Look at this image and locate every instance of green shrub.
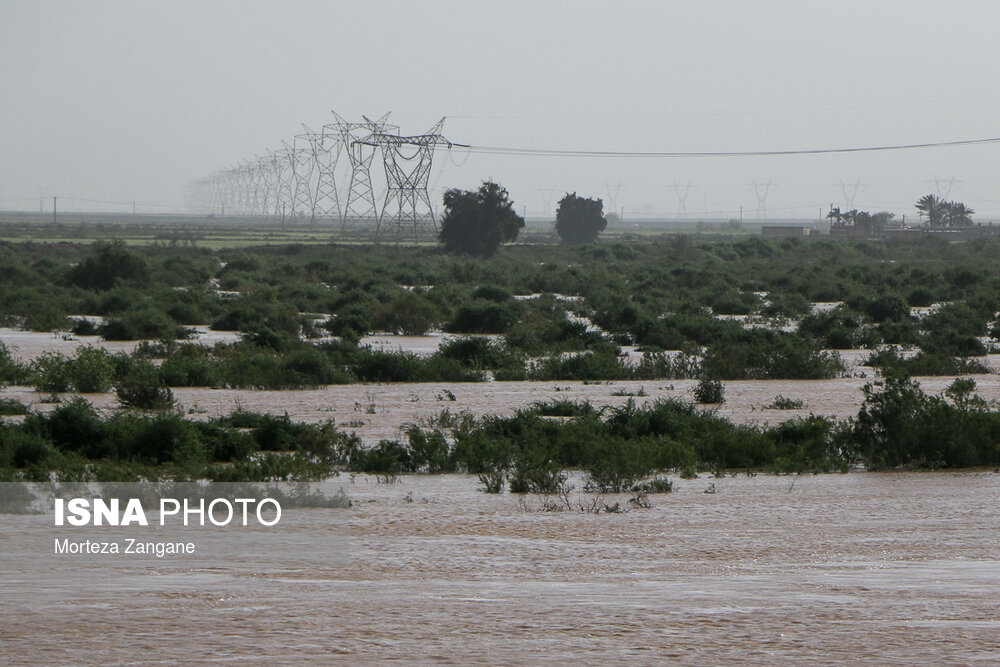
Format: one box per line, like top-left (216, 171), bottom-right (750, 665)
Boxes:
top-left (448, 301), bottom-right (518, 334)
top-left (404, 425), bottom-right (454, 472)
top-left (0, 398), bottom-right (30, 415)
top-left (865, 348), bottom-right (991, 376)
top-left (372, 292), bottom-right (442, 335)
top-left (0, 342), bottom-right (29, 385)
top-left (347, 439), bottom-right (413, 473)
top-left (438, 336), bottom-right (515, 369)
top-left (527, 351), bottom-right (630, 381)
top-left (850, 375), bottom-right (1000, 468)
top-left (66, 240), bottom-right (150, 290)
top-left (583, 436), bottom-right (656, 493)
top-left (101, 308), bottom-right (187, 341)
top-left (694, 379), bottom-right (725, 404)
top-left (30, 346), bottom-right (116, 393)
top-left (115, 365), bottom-right (176, 410)
top-left (701, 333), bottom-right (844, 380)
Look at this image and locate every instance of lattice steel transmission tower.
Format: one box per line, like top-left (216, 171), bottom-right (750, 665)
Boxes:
top-left (250, 157), bottom-right (270, 216)
top-left (927, 174), bottom-right (961, 199)
top-left (835, 179), bottom-right (866, 210)
top-left (671, 181), bottom-right (695, 219)
top-left (749, 179), bottom-right (775, 219)
top-left (603, 181), bottom-right (623, 217)
top-left (537, 186), bottom-right (559, 218)
top-left (307, 122), bottom-right (344, 223)
top-left (332, 111), bottom-right (396, 229)
top-left (274, 143), bottom-right (298, 219)
top-left (291, 129), bottom-right (320, 222)
top-left (365, 118), bottom-right (451, 241)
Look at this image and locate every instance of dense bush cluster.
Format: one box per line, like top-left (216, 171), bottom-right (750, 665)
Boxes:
top-left (0, 399), bottom-right (355, 482)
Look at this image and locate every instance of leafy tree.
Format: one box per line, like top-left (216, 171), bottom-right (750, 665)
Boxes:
top-left (555, 192), bottom-right (607, 244)
top-left (372, 291), bottom-right (442, 335)
top-left (438, 181), bottom-right (524, 257)
top-left (66, 240), bottom-right (150, 290)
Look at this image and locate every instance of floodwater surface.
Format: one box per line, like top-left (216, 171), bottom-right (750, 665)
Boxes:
top-left (1, 472), bottom-right (998, 664)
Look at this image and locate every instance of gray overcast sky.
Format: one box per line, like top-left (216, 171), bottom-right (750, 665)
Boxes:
top-left (3, 0), bottom-right (1000, 219)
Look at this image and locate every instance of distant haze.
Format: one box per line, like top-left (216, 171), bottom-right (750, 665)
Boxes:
top-left (3, 0), bottom-right (1000, 220)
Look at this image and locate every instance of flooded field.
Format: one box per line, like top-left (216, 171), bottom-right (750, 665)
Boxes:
top-left (4, 327), bottom-right (1000, 447)
top-left (3, 323), bottom-right (1000, 663)
top-left (2, 471), bottom-right (999, 664)
top-left (3, 374), bottom-right (1000, 447)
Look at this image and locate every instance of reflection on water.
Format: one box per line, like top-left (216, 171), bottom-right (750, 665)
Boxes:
top-left (2, 472), bottom-right (998, 663)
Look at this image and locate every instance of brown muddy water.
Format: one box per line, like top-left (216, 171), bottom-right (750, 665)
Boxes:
top-left (2, 472), bottom-right (999, 664)
top-left (3, 328), bottom-right (1000, 663)
top-left (4, 375), bottom-right (1000, 447)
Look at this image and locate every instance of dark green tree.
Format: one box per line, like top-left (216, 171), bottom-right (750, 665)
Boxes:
top-left (555, 192), bottom-right (607, 244)
top-left (66, 240), bottom-right (150, 290)
top-left (438, 181), bottom-right (524, 257)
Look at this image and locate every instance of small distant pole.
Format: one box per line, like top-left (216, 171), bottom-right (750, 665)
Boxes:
top-left (52, 196), bottom-right (57, 225)
top-left (132, 200), bottom-right (136, 217)
top-left (739, 206), bottom-right (743, 223)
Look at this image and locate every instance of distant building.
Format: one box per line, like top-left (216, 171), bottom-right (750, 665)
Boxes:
top-left (761, 225), bottom-right (811, 237)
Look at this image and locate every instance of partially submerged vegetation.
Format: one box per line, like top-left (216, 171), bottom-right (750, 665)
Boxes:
top-left (1, 226), bottom-right (998, 491)
top-left (2, 375), bottom-right (997, 486)
top-left (1, 234), bottom-right (996, 387)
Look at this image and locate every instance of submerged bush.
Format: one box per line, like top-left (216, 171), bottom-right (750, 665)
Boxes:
top-left (849, 375), bottom-right (1000, 469)
top-left (30, 346), bottom-right (116, 393)
top-left (693, 379), bottom-right (725, 404)
top-left (115, 365), bottom-right (176, 410)
top-left (0, 342), bottom-right (29, 386)
top-left (865, 348), bottom-right (991, 376)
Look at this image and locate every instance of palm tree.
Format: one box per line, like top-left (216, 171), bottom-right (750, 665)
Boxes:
top-left (943, 201), bottom-right (974, 227)
top-left (915, 194), bottom-right (944, 227)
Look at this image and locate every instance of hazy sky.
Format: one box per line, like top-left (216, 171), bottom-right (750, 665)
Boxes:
top-left (3, 0), bottom-right (1000, 219)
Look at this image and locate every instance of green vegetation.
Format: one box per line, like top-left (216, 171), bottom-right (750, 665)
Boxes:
top-left (0, 227), bottom-right (996, 390)
top-left (764, 395), bottom-right (805, 410)
top-left (915, 194), bottom-right (975, 227)
top-left (693, 379), bottom-right (725, 404)
top-left (0, 399), bottom-right (354, 482)
top-left (6, 372), bottom-right (996, 484)
top-left (438, 181), bottom-right (525, 257)
top-left (555, 192), bottom-right (607, 245)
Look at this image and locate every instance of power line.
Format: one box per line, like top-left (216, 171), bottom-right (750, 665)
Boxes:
top-left (450, 135), bottom-right (1000, 159)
